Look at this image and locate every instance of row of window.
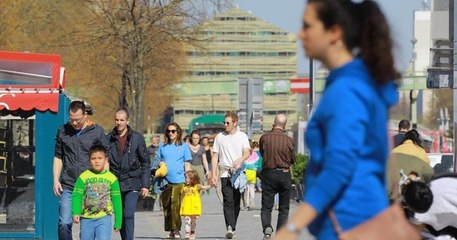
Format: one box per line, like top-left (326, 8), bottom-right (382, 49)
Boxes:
top-left (187, 51), bottom-right (296, 57)
top-left (213, 39), bottom-right (293, 43)
top-left (189, 71), bottom-right (295, 76)
top-left (199, 31), bottom-right (288, 36)
top-left (173, 109), bottom-right (295, 116)
top-left (214, 17), bottom-right (257, 21)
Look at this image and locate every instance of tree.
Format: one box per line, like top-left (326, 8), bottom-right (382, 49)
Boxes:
top-left (72, 0), bottom-right (230, 131)
top-left (0, 0), bottom-right (231, 131)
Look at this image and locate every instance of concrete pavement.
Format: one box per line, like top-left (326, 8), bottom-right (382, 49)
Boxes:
top-left (73, 190), bottom-right (315, 239)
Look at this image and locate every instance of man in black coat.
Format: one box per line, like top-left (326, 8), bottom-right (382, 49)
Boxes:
top-left (107, 109), bottom-right (150, 240)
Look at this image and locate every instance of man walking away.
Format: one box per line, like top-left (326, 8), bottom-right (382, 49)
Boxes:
top-left (394, 119), bottom-right (410, 147)
top-left (259, 114), bottom-right (295, 240)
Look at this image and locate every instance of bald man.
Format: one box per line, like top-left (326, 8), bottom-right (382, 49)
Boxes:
top-left (259, 114), bottom-right (295, 240)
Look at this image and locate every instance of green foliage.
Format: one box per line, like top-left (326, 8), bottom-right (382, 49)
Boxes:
top-left (292, 154), bottom-right (308, 185)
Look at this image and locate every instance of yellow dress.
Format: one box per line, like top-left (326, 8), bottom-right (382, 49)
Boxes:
top-left (180, 185), bottom-right (202, 216)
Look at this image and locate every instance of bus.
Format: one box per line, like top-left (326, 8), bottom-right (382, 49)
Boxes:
top-left (188, 114), bottom-right (225, 141)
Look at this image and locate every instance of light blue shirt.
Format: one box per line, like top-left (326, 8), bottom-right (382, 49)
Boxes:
top-left (155, 143), bottom-right (192, 184)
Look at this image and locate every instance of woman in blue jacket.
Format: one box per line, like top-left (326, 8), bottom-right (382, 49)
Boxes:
top-left (275, 0), bottom-right (399, 239)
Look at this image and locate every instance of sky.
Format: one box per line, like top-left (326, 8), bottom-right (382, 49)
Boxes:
top-left (232, 0), bottom-right (426, 75)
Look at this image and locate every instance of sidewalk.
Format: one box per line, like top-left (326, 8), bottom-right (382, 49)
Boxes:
top-left (73, 190), bottom-right (315, 239)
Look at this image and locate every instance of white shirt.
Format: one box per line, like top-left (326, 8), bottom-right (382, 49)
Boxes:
top-left (212, 130), bottom-right (250, 177)
top-left (415, 177), bottom-right (457, 231)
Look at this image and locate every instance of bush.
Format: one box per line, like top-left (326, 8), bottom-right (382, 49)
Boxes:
top-left (292, 154), bottom-right (308, 185)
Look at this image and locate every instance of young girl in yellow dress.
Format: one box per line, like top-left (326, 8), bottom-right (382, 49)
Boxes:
top-left (181, 170), bottom-right (211, 239)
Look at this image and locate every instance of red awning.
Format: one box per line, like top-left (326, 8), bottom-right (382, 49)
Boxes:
top-left (0, 51), bottom-right (64, 113)
top-left (0, 93), bottom-right (59, 112)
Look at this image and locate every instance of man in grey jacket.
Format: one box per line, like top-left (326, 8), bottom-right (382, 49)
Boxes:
top-left (107, 108), bottom-right (150, 240)
top-left (53, 100), bottom-right (109, 240)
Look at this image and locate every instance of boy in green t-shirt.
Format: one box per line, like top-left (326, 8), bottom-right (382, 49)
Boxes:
top-left (72, 144), bottom-right (123, 240)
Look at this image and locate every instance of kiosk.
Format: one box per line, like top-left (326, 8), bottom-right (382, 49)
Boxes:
top-left (0, 51), bottom-right (69, 239)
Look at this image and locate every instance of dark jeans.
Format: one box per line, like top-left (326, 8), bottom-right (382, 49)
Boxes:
top-left (221, 177), bottom-right (241, 231)
top-left (120, 190), bottom-right (140, 240)
top-left (161, 183), bottom-right (184, 232)
top-left (260, 169), bottom-right (292, 232)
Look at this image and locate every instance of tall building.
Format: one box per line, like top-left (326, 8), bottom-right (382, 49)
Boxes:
top-left (173, 7), bottom-right (298, 133)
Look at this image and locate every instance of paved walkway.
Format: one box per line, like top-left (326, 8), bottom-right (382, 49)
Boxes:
top-left (73, 190), bottom-right (315, 239)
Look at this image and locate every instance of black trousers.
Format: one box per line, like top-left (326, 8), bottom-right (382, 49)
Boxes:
top-left (260, 169), bottom-right (292, 232)
top-left (221, 177), bottom-right (241, 231)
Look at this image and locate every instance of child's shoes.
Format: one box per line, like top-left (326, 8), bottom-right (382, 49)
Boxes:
top-left (190, 231), bottom-right (196, 240)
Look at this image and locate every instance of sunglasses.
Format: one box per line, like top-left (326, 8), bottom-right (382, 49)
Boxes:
top-left (166, 129), bottom-right (178, 134)
top-left (223, 121), bottom-right (232, 125)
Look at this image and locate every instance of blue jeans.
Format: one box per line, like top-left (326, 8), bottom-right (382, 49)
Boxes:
top-left (120, 190), bottom-right (140, 240)
top-left (80, 215), bottom-right (112, 240)
top-left (58, 189), bottom-right (73, 240)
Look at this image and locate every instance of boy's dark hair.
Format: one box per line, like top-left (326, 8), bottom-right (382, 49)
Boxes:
top-left (88, 144), bottom-right (108, 157)
top-left (402, 181), bottom-right (433, 213)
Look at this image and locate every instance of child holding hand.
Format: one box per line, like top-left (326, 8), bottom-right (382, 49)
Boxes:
top-left (72, 144), bottom-right (123, 240)
top-left (180, 170), bottom-right (211, 240)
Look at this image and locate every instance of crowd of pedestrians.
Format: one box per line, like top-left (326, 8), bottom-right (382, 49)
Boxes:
top-left (51, 0), bottom-right (453, 239)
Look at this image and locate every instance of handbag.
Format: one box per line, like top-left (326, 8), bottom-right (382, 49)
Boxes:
top-left (329, 202), bottom-right (420, 240)
top-left (329, 132), bottom-right (421, 240)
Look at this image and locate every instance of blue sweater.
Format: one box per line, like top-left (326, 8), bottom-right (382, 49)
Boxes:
top-left (303, 59), bottom-right (398, 239)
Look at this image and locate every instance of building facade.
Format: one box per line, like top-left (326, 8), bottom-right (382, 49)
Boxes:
top-left (173, 7), bottom-right (298, 133)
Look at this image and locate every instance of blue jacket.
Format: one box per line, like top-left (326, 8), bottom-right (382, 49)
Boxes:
top-left (230, 164), bottom-right (247, 193)
top-left (303, 59), bottom-right (398, 239)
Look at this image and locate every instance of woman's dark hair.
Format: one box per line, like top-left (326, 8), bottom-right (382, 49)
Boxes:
top-left (308, 0), bottom-right (400, 84)
top-left (402, 181), bottom-right (433, 213)
top-left (164, 122), bottom-right (183, 145)
top-left (400, 129), bottom-right (422, 148)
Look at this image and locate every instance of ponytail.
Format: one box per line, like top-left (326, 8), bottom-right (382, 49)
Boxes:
top-left (357, 1), bottom-right (400, 84)
top-left (309, 0), bottom-right (399, 84)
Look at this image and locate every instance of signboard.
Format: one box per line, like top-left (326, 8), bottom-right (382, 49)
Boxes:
top-left (238, 78), bottom-right (263, 135)
top-left (290, 78), bottom-right (310, 93)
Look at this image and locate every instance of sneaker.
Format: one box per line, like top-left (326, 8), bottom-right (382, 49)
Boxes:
top-left (189, 231), bottom-right (196, 240)
top-left (185, 231), bottom-right (190, 239)
top-left (263, 227), bottom-right (273, 240)
top-left (226, 225), bottom-right (234, 239)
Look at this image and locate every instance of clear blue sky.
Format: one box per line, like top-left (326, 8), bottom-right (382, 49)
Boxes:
top-left (232, 0), bottom-right (425, 75)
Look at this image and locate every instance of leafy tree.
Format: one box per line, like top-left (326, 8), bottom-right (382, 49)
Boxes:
top-left (0, 0), bottom-right (231, 132)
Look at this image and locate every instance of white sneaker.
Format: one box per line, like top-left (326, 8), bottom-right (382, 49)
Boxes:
top-left (226, 225), bottom-right (234, 239)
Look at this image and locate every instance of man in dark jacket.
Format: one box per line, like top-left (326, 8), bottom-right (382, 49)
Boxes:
top-left (107, 109), bottom-right (150, 240)
top-left (53, 100), bottom-right (109, 240)
top-left (394, 119), bottom-right (410, 147)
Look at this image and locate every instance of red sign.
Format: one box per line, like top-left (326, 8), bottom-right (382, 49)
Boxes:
top-left (290, 78), bottom-right (310, 94)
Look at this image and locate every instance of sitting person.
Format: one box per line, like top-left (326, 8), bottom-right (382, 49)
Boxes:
top-left (402, 174), bottom-right (457, 238)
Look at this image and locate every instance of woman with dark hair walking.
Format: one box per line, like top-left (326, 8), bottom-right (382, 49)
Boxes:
top-left (275, 0), bottom-right (399, 239)
top-left (155, 122), bottom-right (192, 239)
